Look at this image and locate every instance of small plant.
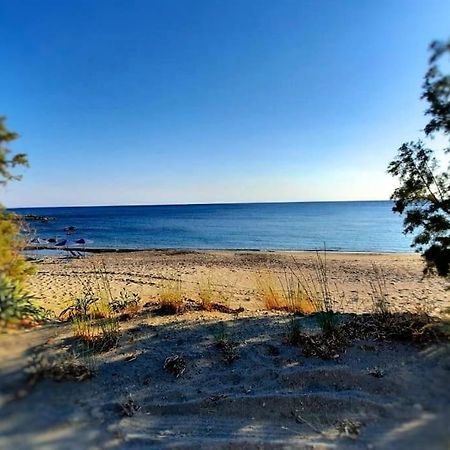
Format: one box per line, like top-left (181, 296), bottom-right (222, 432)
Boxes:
top-left (164, 354), bottom-right (186, 377)
top-left (118, 394), bottom-right (141, 416)
top-left (72, 316), bottom-right (120, 353)
top-left (316, 310), bottom-right (337, 336)
top-left (295, 328), bottom-right (347, 360)
top-left (60, 261), bottom-right (118, 321)
top-left (336, 419), bottom-right (361, 437)
top-left (256, 271), bottom-right (316, 314)
top-left (26, 351), bottom-right (95, 384)
top-left (59, 288), bottom-right (99, 321)
top-left (0, 275), bottom-right (47, 326)
top-left (367, 367), bottom-right (385, 378)
top-left (369, 263), bottom-right (390, 315)
top-left (198, 278), bottom-right (215, 311)
top-left (291, 251), bottom-right (338, 334)
top-left (257, 273), bottom-right (285, 310)
top-left (110, 288), bottom-right (141, 314)
top-left (214, 328), bottom-right (239, 363)
top-left (158, 279), bottom-right (184, 314)
top-left (287, 317), bottom-right (303, 345)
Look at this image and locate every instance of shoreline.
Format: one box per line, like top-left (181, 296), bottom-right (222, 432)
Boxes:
top-left (25, 245), bottom-right (415, 255)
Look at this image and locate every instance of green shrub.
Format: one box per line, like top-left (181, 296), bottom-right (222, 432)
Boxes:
top-left (110, 288), bottom-right (140, 313)
top-left (0, 275), bottom-right (47, 325)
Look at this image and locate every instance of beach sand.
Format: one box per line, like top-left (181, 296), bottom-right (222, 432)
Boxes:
top-left (1, 251), bottom-right (449, 449)
top-left (28, 250), bottom-right (449, 316)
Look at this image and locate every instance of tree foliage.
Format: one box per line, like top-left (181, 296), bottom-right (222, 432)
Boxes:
top-left (388, 40), bottom-right (450, 276)
top-left (0, 117), bottom-right (33, 282)
top-left (0, 116), bottom-right (28, 185)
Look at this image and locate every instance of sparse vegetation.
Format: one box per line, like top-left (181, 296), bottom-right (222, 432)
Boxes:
top-left (341, 311), bottom-right (448, 344)
top-left (26, 351), bottom-right (95, 384)
top-left (256, 271), bottom-right (316, 314)
top-left (369, 264), bottom-right (390, 315)
top-left (118, 395), bottom-right (141, 416)
top-left (336, 419), bottom-right (361, 437)
top-left (0, 117), bottom-right (37, 327)
top-left (59, 285), bottom-right (100, 321)
top-left (72, 315), bottom-right (120, 353)
top-left (198, 278), bottom-right (215, 311)
top-left (110, 288), bottom-right (140, 315)
top-left (214, 327), bottom-right (240, 363)
top-left (286, 316), bottom-right (303, 345)
top-left (158, 279), bottom-right (184, 314)
top-left (0, 275), bottom-right (48, 326)
top-left (164, 354), bottom-right (186, 377)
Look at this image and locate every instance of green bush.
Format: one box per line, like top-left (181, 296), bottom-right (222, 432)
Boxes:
top-left (0, 275), bottom-right (47, 325)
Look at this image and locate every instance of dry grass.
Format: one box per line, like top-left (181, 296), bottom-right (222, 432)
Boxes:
top-left (256, 271), bottom-right (317, 314)
top-left (158, 279), bottom-right (184, 314)
top-left (198, 278), bottom-right (215, 311)
top-left (291, 251), bottom-right (340, 334)
top-left (72, 314), bottom-right (120, 353)
top-left (369, 263), bottom-right (390, 315)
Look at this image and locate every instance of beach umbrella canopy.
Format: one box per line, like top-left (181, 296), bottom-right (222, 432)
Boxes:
top-left (29, 237), bottom-right (47, 245)
top-left (55, 239), bottom-right (77, 247)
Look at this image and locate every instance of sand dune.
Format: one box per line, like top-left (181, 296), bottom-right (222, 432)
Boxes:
top-left (0, 251), bottom-right (449, 449)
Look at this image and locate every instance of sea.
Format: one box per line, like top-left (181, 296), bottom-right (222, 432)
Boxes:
top-left (12, 201), bottom-right (413, 253)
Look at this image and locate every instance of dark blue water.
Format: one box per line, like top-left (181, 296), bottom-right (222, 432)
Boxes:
top-left (12, 201), bottom-right (412, 252)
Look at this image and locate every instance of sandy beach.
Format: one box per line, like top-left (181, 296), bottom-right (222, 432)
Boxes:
top-left (28, 250), bottom-right (449, 316)
top-left (1, 251), bottom-right (449, 449)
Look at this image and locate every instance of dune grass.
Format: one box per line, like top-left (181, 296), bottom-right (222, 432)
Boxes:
top-left (256, 271), bottom-right (317, 314)
top-left (158, 278), bottom-right (184, 314)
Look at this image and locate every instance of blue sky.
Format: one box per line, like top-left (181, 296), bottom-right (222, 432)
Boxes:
top-left (1, 0), bottom-right (449, 207)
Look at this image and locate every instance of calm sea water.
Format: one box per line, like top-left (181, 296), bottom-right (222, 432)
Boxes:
top-left (12, 201), bottom-right (412, 252)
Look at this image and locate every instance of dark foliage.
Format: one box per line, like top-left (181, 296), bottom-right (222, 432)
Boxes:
top-left (388, 40), bottom-right (450, 276)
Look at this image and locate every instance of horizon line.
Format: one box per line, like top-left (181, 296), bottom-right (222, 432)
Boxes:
top-left (10, 199), bottom-right (392, 209)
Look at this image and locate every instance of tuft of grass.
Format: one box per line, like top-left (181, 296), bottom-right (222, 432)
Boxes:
top-left (336, 419), bottom-right (361, 438)
top-left (198, 278), bottom-right (215, 311)
top-left (287, 317), bottom-right (303, 345)
top-left (369, 263), bottom-right (390, 315)
top-left (291, 250), bottom-right (338, 334)
top-left (158, 279), bottom-right (184, 314)
top-left (316, 310), bottom-right (338, 336)
top-left (118, 394), bottom-right (141, 417)
top-left (164, 354), bottom-right (186, 377)
top-left (257, 273), bottom-right (285, 310)
top-left (110, 288), bottom-right (141, 316)
top-left (59, 261), bottom-right (113, 321)
top-left (214, 327), bottom-right (240, 364)
top-left (72, 315), bottom-right (120, 353)
top-left (256, 271), bottom-right (317, 314)
top-left (26, 351), bottom-right (95, 384)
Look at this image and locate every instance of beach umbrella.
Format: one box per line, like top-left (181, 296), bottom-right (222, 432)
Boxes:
top-left (55, 239), bottom-right (78, 248)
top-left (73, 238), bottom-right (92, 257)
top-left (29, 237), bottom-right (47, 245)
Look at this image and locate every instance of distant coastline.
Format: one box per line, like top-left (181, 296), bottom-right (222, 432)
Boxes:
top-left (10, 199), bottom-right (393, 210)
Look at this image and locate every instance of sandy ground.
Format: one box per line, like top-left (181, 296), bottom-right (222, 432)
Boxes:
top-left (0, 251), bottom-right (449, 449)
top-left (27, 250), bottom-right (449, 316)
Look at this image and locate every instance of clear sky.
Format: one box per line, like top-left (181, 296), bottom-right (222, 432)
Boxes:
top-left (1, 0), bottom-right (449, 207)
